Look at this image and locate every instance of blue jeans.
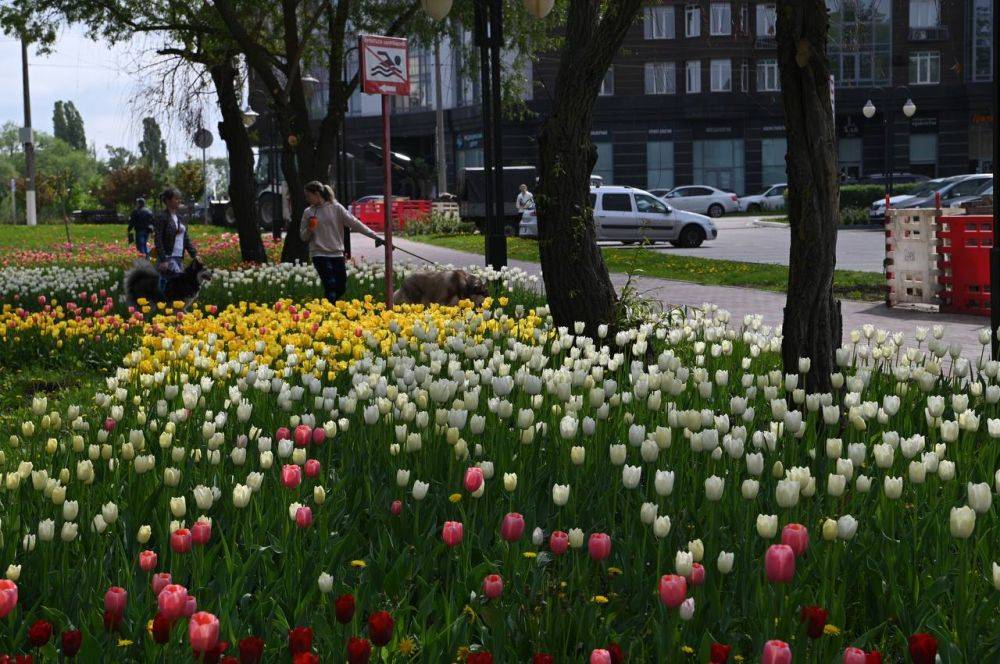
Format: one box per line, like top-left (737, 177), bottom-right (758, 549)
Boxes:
top-left (312, 256), bottom-right (347, 303)
top-left (135, 229), bottom-right (150, 256)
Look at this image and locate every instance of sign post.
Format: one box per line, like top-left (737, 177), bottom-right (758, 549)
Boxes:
top-left (359, 34), bottom-right (410, 309)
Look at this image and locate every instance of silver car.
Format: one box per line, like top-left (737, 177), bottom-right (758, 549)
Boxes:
top-left (738, 183), bottom-right (787, 213)
top-left (869, 174), bottom-right (992, 220)
top-left (657, 185), bottom-right (740, 218)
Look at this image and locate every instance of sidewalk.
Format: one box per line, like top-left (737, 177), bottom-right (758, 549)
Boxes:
top-left (351, 236), bottom-right (989, 356)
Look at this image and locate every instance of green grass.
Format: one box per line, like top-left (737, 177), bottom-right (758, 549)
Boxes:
top-left (0, 365), bottom-right (106, 430)
top-left (0, 223), bottom-right (225, 249)
top-left (409, 234), bottom-right (885, 302)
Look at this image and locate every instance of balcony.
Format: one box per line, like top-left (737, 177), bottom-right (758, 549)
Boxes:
top-left (754, 36), bottom-right (777, 49)
top-left (908, 26), bottom-right (949, 42)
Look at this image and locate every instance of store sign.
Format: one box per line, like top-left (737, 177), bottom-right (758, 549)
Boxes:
top-left (649, 128), bottom-right (673, 136)
top-left (762, 125), bottom-right (786, 134)
top-left (359, 35), bottom-right (410, 96)
top-left (456, 132), bottom-right (483, 150)
top-left (591, 129), bottom-right (609, 137)
top-left (971, 114), bottom-right (993, 124)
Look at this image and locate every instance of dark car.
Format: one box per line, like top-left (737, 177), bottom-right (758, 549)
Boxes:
top-left (858, 172), bottom-right (930, 185)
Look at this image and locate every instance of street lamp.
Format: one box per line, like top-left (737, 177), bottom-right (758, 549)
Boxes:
top-left (861, 91), bottom-right (916, 203)
top-left (242, 107), bottom-right (259, 128)
top-left (421, 0), bottom-right (553, 269)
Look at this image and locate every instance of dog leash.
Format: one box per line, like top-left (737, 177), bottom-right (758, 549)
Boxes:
top-left (388, 242), bottom-right (438, 266)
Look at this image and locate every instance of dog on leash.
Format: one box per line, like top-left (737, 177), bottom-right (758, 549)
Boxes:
top-left (123, 258), bottom-right (212, 309)
top-left (393, 269), bottom-right (489, 307)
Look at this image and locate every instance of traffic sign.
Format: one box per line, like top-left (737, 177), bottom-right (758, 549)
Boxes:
top-left (359, 35), bottom-right (410, 96)
top-left (193, 128), bottom-right (213, 149)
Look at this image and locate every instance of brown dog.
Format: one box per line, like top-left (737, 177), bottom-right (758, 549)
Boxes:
top-left (393, 269), bottom-right (489, 306)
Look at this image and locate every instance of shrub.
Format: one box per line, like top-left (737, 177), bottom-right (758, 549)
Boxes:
top-left (839, 183), bottom-right (918, 210)
top-left (840, 207), bottom-right (872, 225)
top-left (401, 211), bottom-right (475, 237)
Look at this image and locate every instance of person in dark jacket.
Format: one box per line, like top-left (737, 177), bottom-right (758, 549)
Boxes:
top-left (153, 187), bottom-right (198, 275)
top-left (127, 198), bottom-right (154, 257)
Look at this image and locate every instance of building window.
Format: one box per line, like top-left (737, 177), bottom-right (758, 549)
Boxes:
top-left (838, 137), bottom-right (863, 178)
top-left (644, 6), bottom-right (675, 39)
top-left (395, 47), bottom-right (432, 112)
top-left (908, 0), bottom-right (939, 28)
top-left (738, 3), bottom-right (749, 34)
top-left (740, 61), bottom-right (749, 91)
top-left (685, 5), bottom-right (701, 37)
top-left (909, 133), bottom-right (938, 177)
top-left (599, 66), bottom-right (615, 96)
top-left (710, 59), bottom-right (732, 92)
top-left (455, 132), bottom-right (484, 173)
top-left (760, 137), bottom-right (787, 185)
top-left (757, 58), bottom-right (780, 91)
top-left (756, 3), bottom-right (776, 37)
top-left (970, 0), bottom-right (993, 82)
top-left (647, 141), bottom-right (675, 189)
top-left (909, 51), bottom-right (940, 85)
top-left (710, 3), bottom-right (732, 35)
top-left (454, 30), bottom-right (480, 106)
top-left (826, 0), bottom-right (892, 87)
top-left (593, 141), bottom-right (614, 182)
top-left (686, 60), bottom-right (702, 93)
top-left (693, 138), bottom-right (746, 195)
top-left (645, 62), bottom-right (677, 94)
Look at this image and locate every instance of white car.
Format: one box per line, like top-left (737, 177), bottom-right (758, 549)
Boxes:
top-left (655, 185), bottom-right (740, 218)
top-left (520, 185), bottom-right (717, 248)
top-left (738, 183), bottom-right (787, 213)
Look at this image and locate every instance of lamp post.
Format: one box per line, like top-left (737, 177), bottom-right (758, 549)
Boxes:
top-left (421, 0), bottom-right (554, 269)
top-left (861, 92), bottom-right (916, 204)
top-left (992, 34), bottom-right (999, 359)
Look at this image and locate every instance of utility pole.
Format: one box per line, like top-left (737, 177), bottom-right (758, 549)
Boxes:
top-left (434, 36), bottom-right (447, 196)
top-left (21, 36), bottom-right (37, 227)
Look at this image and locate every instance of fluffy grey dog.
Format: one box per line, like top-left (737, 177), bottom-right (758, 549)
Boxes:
top-left (393, 269), bottom-right (489, 307)
top-left (123, 258), bottom-right (212, 309)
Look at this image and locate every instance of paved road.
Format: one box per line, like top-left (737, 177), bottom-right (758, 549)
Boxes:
top-left (602, 218), bottom-right (886, 273)
top-left (352, 234), bottom-right (989, 357)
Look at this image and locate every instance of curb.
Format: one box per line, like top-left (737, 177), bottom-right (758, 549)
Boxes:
top-left (751, 220), bottom-right (884, 231)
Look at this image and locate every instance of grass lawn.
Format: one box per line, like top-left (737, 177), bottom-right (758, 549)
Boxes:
top-left (0, 223), bottom-right (225, 249)
top-left (408, 234), bottom-right (884, 302)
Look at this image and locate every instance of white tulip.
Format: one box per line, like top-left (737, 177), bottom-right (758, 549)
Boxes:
top-left (679, 596), bottom-right (695, 621)
top-left (568, 528), bottom-right (585, 548)
top-left (741, 478), bottom-right (760, 499)
top-left (38, 519), bottom-right (55, 542)
top-left (654, 470), bottom-right (675, 496)
top-left (704, 475), bottom-right (724, 501)
top-left (967, 482), bottom-right (992, 514)
top-left (836, 514), bottom-right (858, 540)
top-left (653, 515), bottom-right (671, 538)
top-left (675, 550), bottom-right (693, 576)
top-left (717, 551), bottom-right (734, 574)
top-left (412, 480), bottom-right (429, 501)
top-left (640, 502), bottom-right (657, 525)
top-left (396, 469), bottom-right (410, 487)
top-left (756, 514), bottom-right (777, 538)
top-left (552, 483), bottom-right (570, 506)
top-left (826, 474), bottom-right (846, 498)
top-left (609, 444), bottom-right (627, 466)
top-left (233, 484), bottom-right (252, 508)
top-left (949, 505), bottom-right (976, 539)
top-left (318, 572), bottom-right (334, 594)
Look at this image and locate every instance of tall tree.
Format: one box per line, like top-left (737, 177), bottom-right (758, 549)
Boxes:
top-left (62, 100), bottom-right (86, 150)
top-left (535, 0), bottom-right (642, 337)
top-left (105, 145), bottom-right (136, 171)
top-left (52, 101), bottom-right (68, 144)
top-left (138, 117), bottom-right (169, 175)
top-left (776, 0), bottom-right (842, 391)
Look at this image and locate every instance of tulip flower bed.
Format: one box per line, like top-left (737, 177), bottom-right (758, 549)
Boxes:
top-left (1, 268), bottom-right (999, 662)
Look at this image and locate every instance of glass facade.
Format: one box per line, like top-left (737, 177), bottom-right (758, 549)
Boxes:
top-left (647, 141), bottom-right (675, 189)
top-left (838, 137), bottom-right (863, 178)
top-left (644, 6), bottom-right (675, 39)
top-left (693, 139), bottom-right (745, 194)
top-left (757, 59), bottom-right (780, 91)
top-left (826, 0), bottom-right (892, 87)
top-left (909, 51), bottom-right (941, 85)
top-left (710, 59), bottom-right (732, 92)
top-left (593, 141), bottom-right (614, 183)
top-left (710, 3), bottom-right (732, 36)
top-left (686, 61), bottom-right (702, 93)
top-left (760, 138), bottom-right (787, 186)
top-left (969, 0), bottom-right (993, 81)
top-left (909, 134), bottom-right (938, 177)
top-left (645, 62), bottom-right (677, 95)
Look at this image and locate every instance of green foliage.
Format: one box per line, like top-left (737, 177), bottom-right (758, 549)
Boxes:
top-left (53, 100), bottom-right (86, 150)
top-left (399, 211), bottom-right (474, 237)
top-left (104, 145), bottom-right (136, 171)
top-left (839, 183), bottom-right (918, 210)
top-left (96, 164), bottom-right (155, 210)
top-left (173, 160), bottom-right (206, 202)
top-left (840, 207), bottom-right (872, 225)
top-left (138, 117), bottom-right (168, 176)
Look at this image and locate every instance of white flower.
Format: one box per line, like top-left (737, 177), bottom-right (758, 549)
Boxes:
top-left (717, 551), bottom-right (734, 574)
top-left (571, 446), bottom-right (586, 465)
top-left (675, 550), bottom-right (693, 576)
top-left (503, 473), bottom-right (517, 492)
top-left (908, 460), bottom-right (927, 484)
top-left (967, 482), bottom-right (992, 514)
top-left (396, 469), bottom-right (410, 487)
top-left (60, 521), bottom-right (79, 542)
top-left (679, 596), bottom-right (695, 621)
top-left (949, 505), bottom-right (976, 539)
top-left (193, 486), bottom-right (214, 511)
top-left (653, 515), bottom-right (671, 538)
top-left (836, 514), bottom-right (858, 540)
top-left (552, 483), bottom-right (570, 506)
top-left (687, 539), bottom-right (704, 562)
top-left (826, 474), bottom-right (846, 498)
top-left (654, 470), bottom-right (675, 496)
top-left (609, 444), bottom-right (627, 466)
top-left (746, 452), bottom-right (764, 476)
top-left (622, 465), bottom-right (642, 490)
top-left (62, 500), bottom-right (79, 521)
top-left (412, 480), bottom-right (429, 501)
top-left (883, 476), bottom-right (903, 500)
top-left (317, 572), bottom-right (334, 593)
top-left (704, 475), bottom-right (724, 501)
top-left (741, 478), bottom-right (760, 500)
top-left (939, 460), bottom-right (956, 481)
top-left (170, 496), bottom-right (186, 518)
top-left (992, 562), bottom-right (1000, 591)
top-left (777, 479), bottom-right (801, 506)
top-left (101, 501), bottom-right (119, 524)
top-left (5, 565), bottom-right (21, 581)
top-left (568, 528), bottom-right (585, 548)
top-left (756, 514), bottom-right (778, 538)
top-left (640, 502), bottom-right (658, 525)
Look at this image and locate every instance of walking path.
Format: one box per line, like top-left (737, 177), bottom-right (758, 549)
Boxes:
top-left (350, 236), bottom-right (989, 357)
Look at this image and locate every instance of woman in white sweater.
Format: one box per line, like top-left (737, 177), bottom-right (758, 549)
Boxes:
top-left (299, 181), bottom-right (383, 302)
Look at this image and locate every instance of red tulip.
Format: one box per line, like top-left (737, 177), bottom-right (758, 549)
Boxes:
top-left (157, 584), bottom-right (189, 621)
top-left (281, 464), bottom-right (302, 489)
top-left (468, 653), bottom-right (493, 664)
top-left (304, 459), bottom-right (321, 478)
top-left (781, 523), bottom-right (809, 557)
top-left (139, 550), bottom-right (158, 572)
top-left (184, 595), bottom-right (198, 617)
top-left (103, 417), bottom-right (116, 432)
top-left (189, 612), bottom-right (220, 654)
top-left (590, 650), bottom-right (612, 664)
top-left (687, 562), bottom-right (706, 586)
top-left (800, 605), bottom-right (828, 639)
top-left (607, 642), bottom-right (624, 664)
top-left (390, 500), bottom-right (403, 516)
top-left (295, 506), bottom-right (314, 529)
top-left (347, 636), bottom-right (371, 664)
top-left (500, 512), bottom-right (525, 542)
top-left (532, 654), bottom-right (555, 664)
top-left (192, 520), bottom-right (212, 545)
top-left (908, 633), bottom-right (937, 664)
top-left (588, 533), bottom-right (611, 561)
top-left (170, 528), bottom-right (193, 554)
top-left (367, 611), bottom-right (394, 647)
top-left (103, 609), bottom-right (122, 632)
top-left (658, 574), bottom-right (687, 608)
top-left (199, 640), bottom-right (230, 664)
top-left (152, 572), bottom-right (172, 596)
top-left (27, 619), bottom-right (53, 647)
top-left (549, 530), bottom-right (569, 555)
top-left (762, 640), bottom-right (792, 664)
top-left (463, 467), bottom-right (484, 493)
top-left (60, 630), bottom-right (82, 657)
top-left (238, 636), bottom-right (265, 663)
top-left (0, 580), bottom-right (18, 618)
top-left (482, 574), bottom-right (504, 600)
top-left (710, 642), bottom-right (732, 663)
top-left (104, 586), bottom-right (128, 616)
top-left (292, 654), bottom-right (319, 664)
top-left (335, 594), bottom-right (356, 624)
top-left (275, 427), bottom-right (291, 441)
top-left (765, 544), bottom-right (795, 583)
top-left (288, 627), bottom-right (313, 655)
top-left (442, 521), bottom-right (464, 548)
top-left (865, 652), bottom-right (882, 664)
top-left (294, 425), bottom-right (312, 447)
top-left (151, 613), bottom-right (171, 644)
top-left (311, 428), bottom-right (326, 445)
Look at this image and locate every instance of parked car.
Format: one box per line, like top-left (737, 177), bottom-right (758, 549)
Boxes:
top-left (869, 174), bottom-right (993, 220)
top-left (858, 172), bottom-right (930, 185)
top-left (938, 178), bottom-right (993, 210)
top-left (520, 185), bottom-right (717, 248)
top-left (657, 185), bottom-right (740, 218)
top-left (738, 183), bottom-right (787, 213)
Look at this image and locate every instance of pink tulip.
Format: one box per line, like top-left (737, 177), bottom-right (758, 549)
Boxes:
top-left (765, 544), bottom-right (796, 583)
top-left (103, 417), bottom-right (117, 432)
top-left (482, 574), bottom-right (504, 600)
top-left (588, 533), bottom-right (611, 561)
top-left (294, 425), bottom-right (312, 448)
top-left (687, 562), bottom-right (706, 586)
top-left (281, 464), bottom-right (302, 489)
top-left (191, 520), bottom-right (212, 545)
top-left (658, 574), bottom-right (687, 608)
top-left (781, 523), bottom-right (809, 557)
top-left (391, 500), bottom-right (403, 516)
top-left (189, 612), bottom-right (219, 653)
top-left (463, 467), bottom-right (484, 493)
top-left (295, 506), bottom-right (314, 529)
top-left (0, 580), bottom-right (18, 618)
top-left (590, 649), bottom-right (612, 664)
top-left (139, 550), bottom-right (158, 572)
top-left (500, 512), bottom-right (525, 543)
top-left (843, 647), bottom-right (867, 664)
top-left (184, 595), bottom-right (198, 617)
top-left (304, 459), bottom-right (321, 478)
top-left (442, 521), bottom-right (464, 548)
top-left (550, 530), bottom-right (569, 555)
top-left (157, 584), bottom-right (188, 621)
top-left (104, 586), bottom-right (127, 616)
top-left (170, 528), bottom-right (192, 554)
top-left (276, 427), bottom-right (291, 441)
top-left (762, 640), bottom-right (792, 664)
top-left (152, 572), bottom-right (172, 596)
top-left (311, 427), bottom-right (326, 445)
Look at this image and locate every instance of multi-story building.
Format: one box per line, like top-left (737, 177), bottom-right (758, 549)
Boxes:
top-left (338, 0), bottom-right (993, 198)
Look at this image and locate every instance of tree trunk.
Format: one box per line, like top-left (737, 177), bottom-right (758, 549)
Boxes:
top-left (535, 0), bottom-right (642, 337)
top-left (210, 60), bottom-right (267, 264)
top-left (776, 0), bottom-right (843, 391)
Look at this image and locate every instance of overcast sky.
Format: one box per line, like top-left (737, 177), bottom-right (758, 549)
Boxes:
top-left (0, 26), bottom-right (227, 162)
